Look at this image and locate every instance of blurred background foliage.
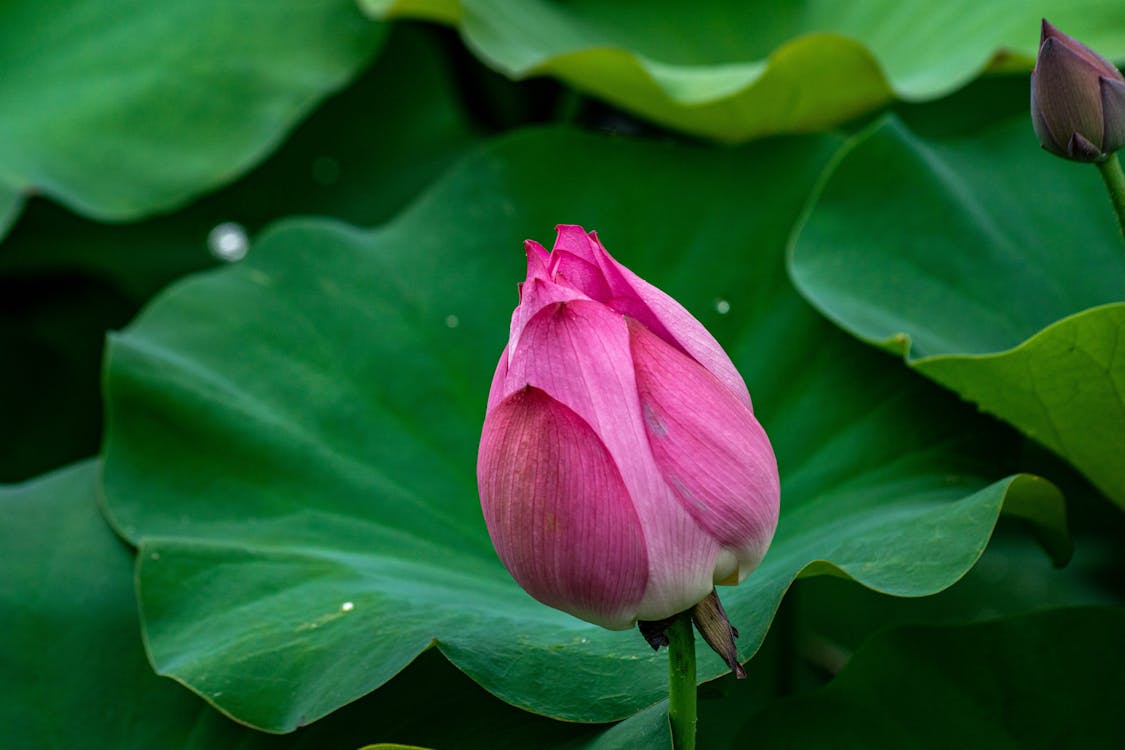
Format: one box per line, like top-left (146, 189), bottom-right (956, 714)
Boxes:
top-left (1, 2), bottom-right (1123, 748)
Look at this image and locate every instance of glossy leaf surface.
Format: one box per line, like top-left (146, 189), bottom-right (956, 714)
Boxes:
top-left (790, 115), bottom-right (1125, 507)
top-left (0, 0), bottom-right (383, 227)
top-left (103, 129), bottom-right (1065, 730)
top-left (360, 0), bottom-right (1125, 141)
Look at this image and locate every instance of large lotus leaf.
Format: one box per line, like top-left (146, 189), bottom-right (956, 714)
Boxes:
top-left (0, 26), bottom-right (482, 483)
top-left (735, 607), bottom-right (1125, 747)
top-left (789, 114), bottom-right (1125, 507)
top-left (359, 0), bottom-right (1125, 142)
top-left (0, 0), bottom-right (383, 229)
top-left (102, 128), bottom-right (1066, 731)
top-left (0, 461), bottom-right (672, 749)
top-left (0, 24), bottom-right (483, 301)
top-left (797, 530), bottom-right (1125, 656)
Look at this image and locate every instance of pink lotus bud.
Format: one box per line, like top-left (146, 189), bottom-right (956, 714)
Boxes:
top-left (477, 226), bottom-right (780, 630)
top-left (1031, 19), bottom-right (1125, 162)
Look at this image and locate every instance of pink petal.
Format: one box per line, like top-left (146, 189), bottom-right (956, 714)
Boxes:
top-left (505, 298), bottom-right (720, 619)
top-left (507, 272), bottom-right (591, 372)
top-left (524, 239), bottom-right (552, 278)
top-left (477, 386), bottom-right (648, 629)
top-left (629, 318), bottom-right (779, 581)
top-left (587, 231), bottom-right (753, 409)
top-left (552, 250), bottom-right (613, 302)
top-left (486, 344), bottom-right (509, 413)
top-left (551, 224), bottom-right (600, 266)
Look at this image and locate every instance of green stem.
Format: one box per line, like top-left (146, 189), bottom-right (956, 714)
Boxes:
top-left (667, 612), bottom-right (697, 750)
top-left (1096, 153), bottom-right (1125, 240)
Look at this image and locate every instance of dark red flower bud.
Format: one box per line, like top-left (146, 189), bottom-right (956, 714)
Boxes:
top-left (1031, 19), bottom-right (1125, 162)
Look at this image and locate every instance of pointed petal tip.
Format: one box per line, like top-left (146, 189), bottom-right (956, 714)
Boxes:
top-left (1041, 18), bottom-right (1057, 44)
top-left (1068, 131), bottom-right (1102, 161)
top-left (553, 224), bottom-right (599, 260)
top-left (525, 239), bottom-right (549, 260)
top-left (691, 590), bottom-right (744, 679)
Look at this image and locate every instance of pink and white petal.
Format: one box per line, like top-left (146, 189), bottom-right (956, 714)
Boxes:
top-left (507, 299), bottom-right (719, 619)
top-left (477, 386), bottom-right (648, 629)
top-left (589, 233), bottom-right (753, 409)
top-left (629, 319), bottom-right (780, 581)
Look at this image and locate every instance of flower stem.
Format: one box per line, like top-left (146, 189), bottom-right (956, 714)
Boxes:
top-left (1096, 153), bottom-right (1125, 240)
top-left (667, 611), bottom-right (697, 750)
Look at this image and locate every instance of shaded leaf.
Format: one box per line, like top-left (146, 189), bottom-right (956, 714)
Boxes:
top-left (0, 26), bottom-right (483, 482)
top-left (790, 114), bottom-right (1125, 507)
top-left (103, 128), bottom-right (1065, 730)
top-left (0, 0), bottom-right (384, 225)
top-left (360, 0), bottom-right (1125, 141)
top-left (0, 181), bottom-right (22, 238)
top-left (736, 607), bottom-right (1125, 748)
top-left (919, 305), bottom-right (1125, 507)
top-left (0, 275), bottom-right (134, 481)
top-left (0, 461), bottom-right (659, 749)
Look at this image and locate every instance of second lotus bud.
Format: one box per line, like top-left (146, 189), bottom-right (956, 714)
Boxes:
top-left (1031, 19), bottom-right (1125, 162)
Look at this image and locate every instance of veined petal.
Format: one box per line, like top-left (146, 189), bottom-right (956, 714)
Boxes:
top-left (507, 275), bottom-right (590, 370)
top-left (1101, 76), bottom-right (1125, 154)
top-left (551, 224), bottom-right (601, 266)
top-left (486, 345), bottom-right (509, 413)
top-left (1035, 37), bottom-right (1106, 152)
top-left (629, 318), bottom-right (780, 582)
top-left (588, 232), bottom-right (753, 409)
top-left (506, 299), bottom-right (719, 619)
top-left (1031, 71), bottom-right (1064, 156)
top-left (1041, 19), bottom-right (1125, 81)
top-left (552, 250), bottom-right (613, 302)
top-left (524, 239), bottom-right (552, 280)
top-left (477, 386), bottom-right (647, 629)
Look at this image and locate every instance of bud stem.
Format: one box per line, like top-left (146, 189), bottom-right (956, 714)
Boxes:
top-left (1096, 153), bottom-right (1125, 241)
top-left (666, 611), bottom-right (697, 750)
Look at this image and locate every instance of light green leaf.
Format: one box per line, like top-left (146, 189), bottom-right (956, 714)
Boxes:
top-left (790, 114), bottom-right (1125, 507)
top-left (736, 607), bottom-right (1125, 748)
top-left (0, 461), bottom-right (657, 749)
top-left (359, 0), bottom-right (1125, 141)
top-left (0, 0), bottom-right (384, 222)
top-left (103, 128), bottom-right (1065, 731)
top-left (918, 305), bottom-right (1125, 507)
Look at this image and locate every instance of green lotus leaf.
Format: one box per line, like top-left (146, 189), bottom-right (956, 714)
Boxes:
top-left (0, 26), bottom-right (482, 483)
top-left (0, 461), bottom-right (667, 749)
top-left (103, 128), bottom-right (1066, 731)
top-left (0, 0), bottom-right (384, 231)
top-left (790, 114), bottom-right (1125, 507)
top-left (359, 0), bottom-right (1125, 142)
top-left (736, 607), bottom-right (1125, 747)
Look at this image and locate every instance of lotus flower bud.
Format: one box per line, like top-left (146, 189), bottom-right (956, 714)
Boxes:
top-left (1031, 19), bottom-right (1125, 162)
top-left (477, 225), bottom-right (780, 630)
